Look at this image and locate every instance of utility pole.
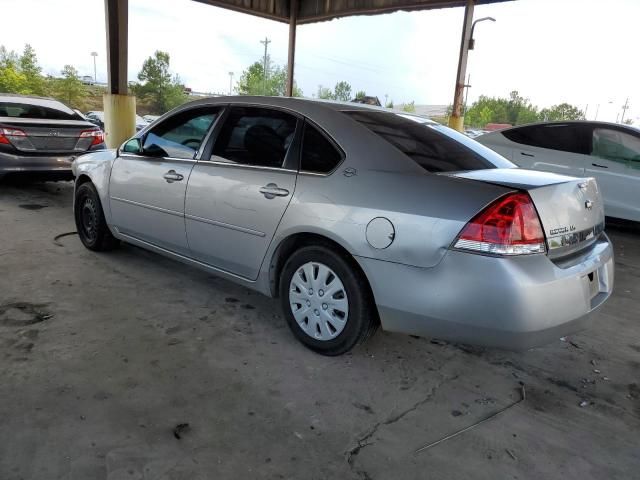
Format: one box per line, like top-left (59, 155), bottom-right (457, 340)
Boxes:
top-left (594, 104), bottom-right (600, 120)
top-left (90, 51), bottom-right (98, 83)
top-left (228, 72), bottom-right (234, 95)
top-left (621, 97), bottom-right (630, 123)
top-left (260, 37), bottom-right (271, 95)
top-left (463, 73), bottom-right (471, 115)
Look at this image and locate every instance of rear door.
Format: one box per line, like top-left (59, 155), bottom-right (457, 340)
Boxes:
top-left (586, 126), bottom-right (640, 221)
top-left (185, 106), bottom-right (299, 280)
top-left (109, 107), bottom-right (220, 255)
top-left (501, 123), bottom-right (591, 177)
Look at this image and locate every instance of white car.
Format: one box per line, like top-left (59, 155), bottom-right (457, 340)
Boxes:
top-left (477, 121), bottom-right (640, 222)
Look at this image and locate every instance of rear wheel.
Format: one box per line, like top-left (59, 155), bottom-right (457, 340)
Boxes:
top-left (279, 245), bottom-right (377, 355)
top-left (74, 182), bottom-right (119, 251)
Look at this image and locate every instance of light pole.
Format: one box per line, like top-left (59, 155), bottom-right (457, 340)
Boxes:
top-left (468, 17), bottom-right (496, 50)
top-left (228, 72), bottom-right (234, 95)
top-left (90, 51), bottom-right (98, 83)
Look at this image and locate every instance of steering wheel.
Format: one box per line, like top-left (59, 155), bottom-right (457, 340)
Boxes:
top-left (181, 138), bottom-right (201, 149)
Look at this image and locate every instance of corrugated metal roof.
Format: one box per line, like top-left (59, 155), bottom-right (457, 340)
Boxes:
top-left (194, 0), bottom-right (511, 24)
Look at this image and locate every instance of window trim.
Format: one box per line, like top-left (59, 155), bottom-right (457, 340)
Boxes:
top-left (118, 104), bottom-right (224, 161)
top-left (298, 118), bottom-right (346, 176)
top-left (502, 123), bottom-right (592, 155)
top-left (198, 104), bottom-right (303, 171)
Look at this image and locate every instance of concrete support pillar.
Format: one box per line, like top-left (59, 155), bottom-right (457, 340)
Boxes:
top-left (104, 0), bottom-right (135, 147)
top-left (103, 93), bottom-right (136, 148)
top-left (285, 0), bottom-right (298, 97)
top-left (448, 0), bottom-right (474, 132)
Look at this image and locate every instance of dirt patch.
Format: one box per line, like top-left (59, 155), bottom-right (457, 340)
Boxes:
top-left (0, 302), bottom-right (52, 327)
top-left (18, 204), bottom-right (48, 210)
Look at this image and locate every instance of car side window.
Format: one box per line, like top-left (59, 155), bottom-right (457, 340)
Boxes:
top-left (141, 107), bottom-right (218, 159)
top-left (502, 124), bottom-right (590, 155)
top-left (211, 107), bottom-right (297, 168)
top-left (300, 122), bottom-right (343, 173)
top-left (592, 128), bottom-right (640, 165)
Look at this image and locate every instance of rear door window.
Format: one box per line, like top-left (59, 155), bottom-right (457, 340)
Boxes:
top-left (142, 107), bottom-right (219, 159)
top-left (211, 107), bottom-right (297, 169)
top-left (502, 124), bottom-right (591, 154)
top-left (592, 128), bottom-right (640, 165)
top-left (300, 122), bottom-right (343, 173)
top-left (343, 110), bottom-right (499, 172)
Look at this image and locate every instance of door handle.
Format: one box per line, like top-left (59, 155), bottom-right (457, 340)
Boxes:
top-left (591, 163), bottom-right (608, 169)
top-left (259, 183), bottom-right (290, 199)
top-left (163, 170), bottom-right (184, 183)
top-left (520, 152), bottom-right (535, 157)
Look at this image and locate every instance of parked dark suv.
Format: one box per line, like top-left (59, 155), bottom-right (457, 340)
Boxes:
top-left (0, 94), bottom-right (105, 180)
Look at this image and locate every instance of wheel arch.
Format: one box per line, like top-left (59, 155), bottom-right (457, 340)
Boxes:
top-left (267, 232), bottom-right (379, 323)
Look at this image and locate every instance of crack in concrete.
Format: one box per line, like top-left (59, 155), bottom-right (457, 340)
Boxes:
top-left (345, 373), bottom-right (459, 476)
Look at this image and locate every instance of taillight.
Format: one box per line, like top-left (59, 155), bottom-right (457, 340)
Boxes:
top-left (453, 192), bottom-right (546, 255)
top-left (0, 126), bottom-right (26, 144)
top-left (79, 128), bottom-right (104, 146)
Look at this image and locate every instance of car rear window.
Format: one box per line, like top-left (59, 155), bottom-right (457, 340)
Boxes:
top-left (343, 110), bottom-right (502, 173)
top-left (0, 100), bottom-right (83, 121)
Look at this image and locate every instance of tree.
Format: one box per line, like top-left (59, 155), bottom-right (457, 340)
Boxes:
top-left (385, 99), bottom-right (394, 109)
top-left (316, 85), bottom-right (334, 100)
top-left (402, 101), bottom-right (416, 113)
top-left (539, 103), bottom-right (584, 121)
top-left (52, 65), bottom-right (86, 108)
top-left (0, 46), bottom-right (28, 94)
top-left (623, 118), bottom-right (634, 126)
top-left (236, 56), bottom-right (302, 97)
top-left (134, 51), bottom-right (187, 113)
top-left (333, 81), bottom-right (352, 102)
top-left (354, 90), bottom-right (366, 100)
top-left (19, 44), bottom-right (46, 95)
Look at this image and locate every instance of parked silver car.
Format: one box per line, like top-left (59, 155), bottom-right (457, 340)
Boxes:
top-left (477, 121), bottom-right (640, 222)
top-left (72, 97), bottom-right (614, 355)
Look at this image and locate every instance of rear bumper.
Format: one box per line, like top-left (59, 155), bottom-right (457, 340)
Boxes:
top-left (0, 145), bottom-right (105, 175)
top-left (356, 235), bottom-right (614, 350)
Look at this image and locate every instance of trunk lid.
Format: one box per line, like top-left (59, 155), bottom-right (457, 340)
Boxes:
top-left (451, 168), bottom-right (605, 259)
top-left (0, 118), bottom-right (98, 153)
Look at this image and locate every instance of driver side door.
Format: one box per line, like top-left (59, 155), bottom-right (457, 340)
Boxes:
top-left (109, 106), bottom-right (221, 255)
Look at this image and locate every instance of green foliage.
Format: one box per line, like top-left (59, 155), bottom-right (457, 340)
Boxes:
top-left (402, 101), bottom-right (416, 113)
top-left (236, 57), bottom-right (302, 97)
top-left (333, 81), bottom-right (352, 102)
top-left (20, 44), bottom-right (46, 95)
top-left (0, 44), bottom-right (48, 96)
top-left (51, 65), bottom-right (86, 108)
top-left (539, 103), bottom-right (584, 121)
top-left (133, 51), bottom-right (188, 113)
top-left (385, 100), bottom-right (394, 109)
top-left (316, 85), bottom-right (334, 100)
top-left (623, 118), bottom-right (634, 126)
top-left (354, 90), bottom-right (366, 100)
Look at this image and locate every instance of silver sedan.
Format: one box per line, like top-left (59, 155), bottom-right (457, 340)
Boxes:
top-left (72, 97), bottom-right (614, 355)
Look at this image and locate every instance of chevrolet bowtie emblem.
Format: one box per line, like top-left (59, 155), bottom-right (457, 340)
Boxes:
top-left (585, 200), bottom-right (593, 210)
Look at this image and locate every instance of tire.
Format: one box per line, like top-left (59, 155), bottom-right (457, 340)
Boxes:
top-left (74, 182), bottom-right (119, 251)
top-left (279, 245), bottom-right (378, 356)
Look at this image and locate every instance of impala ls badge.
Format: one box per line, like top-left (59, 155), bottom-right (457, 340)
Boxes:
top-left (585, 200), bottom-right (593, 210)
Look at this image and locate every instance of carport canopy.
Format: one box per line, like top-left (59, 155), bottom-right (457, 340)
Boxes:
top-left (102, 0), bottom-right (512, 146)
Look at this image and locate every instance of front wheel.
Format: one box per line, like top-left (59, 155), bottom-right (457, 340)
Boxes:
top-left (74, 182), bottom-right (119, 251)
top-left (279, 245), bottom-right (377, 356)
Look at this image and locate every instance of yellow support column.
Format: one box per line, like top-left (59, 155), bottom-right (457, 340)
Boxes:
top-left (103, 93), bottom-right (136, 149)
top-left (449, 0), bottom-right (474, 132)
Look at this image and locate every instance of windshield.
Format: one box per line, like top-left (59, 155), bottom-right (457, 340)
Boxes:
top-left (0, 100), bottom-right (84, 121)
top-left (343, 110), bottom-right (515, 173)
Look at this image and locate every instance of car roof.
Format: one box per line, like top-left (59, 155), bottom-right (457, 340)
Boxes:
top-left (172, 95), bottom-right (437, 124)
top-left (501, 120), bottom-right (639, 134)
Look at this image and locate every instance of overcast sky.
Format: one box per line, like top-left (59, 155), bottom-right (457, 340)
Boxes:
top-left (1, 0), bottom-right (638, 122)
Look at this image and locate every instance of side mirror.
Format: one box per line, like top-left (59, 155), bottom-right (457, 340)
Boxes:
top-left (122, 138), bottom-right (142, 154)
